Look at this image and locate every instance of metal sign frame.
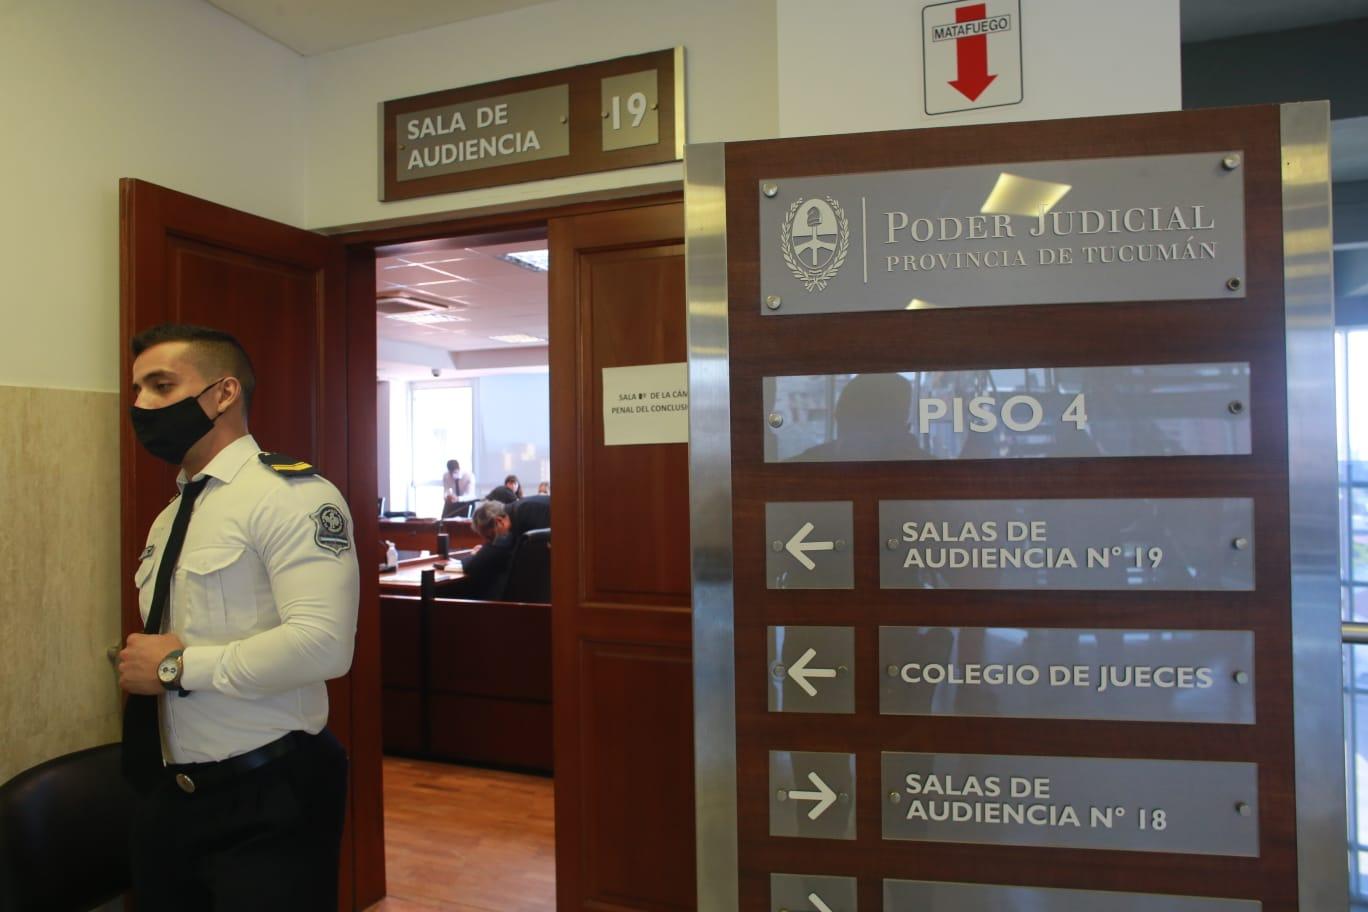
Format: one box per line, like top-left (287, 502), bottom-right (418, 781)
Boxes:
top-left (686, 102), bottom-right (1344, 909)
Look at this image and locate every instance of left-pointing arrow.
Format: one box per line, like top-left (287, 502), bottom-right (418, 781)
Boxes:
top-left (787, 771), bottom-right (838, 820)
top-left (787, 647), bottom-right (837, 697)
top-left (785, 521), bottom-right (835, 571)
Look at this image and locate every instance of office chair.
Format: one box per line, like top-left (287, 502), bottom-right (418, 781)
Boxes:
top-left (501, 527), bottom-right (551, 603)
top-left (0, 743), bottom-right (135, 912)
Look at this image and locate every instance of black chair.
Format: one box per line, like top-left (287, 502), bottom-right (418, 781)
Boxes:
top-left (501, 527), bottom-right (551, 603)
top-left (0, 743), bottom-right (135, 912)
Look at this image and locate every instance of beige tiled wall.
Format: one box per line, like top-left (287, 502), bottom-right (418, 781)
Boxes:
top-left (0, 385), bottom-right (122, 783)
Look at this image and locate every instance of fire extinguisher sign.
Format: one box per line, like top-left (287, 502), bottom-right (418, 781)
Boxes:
top-left (923, 0), bottom-right (1024, 116)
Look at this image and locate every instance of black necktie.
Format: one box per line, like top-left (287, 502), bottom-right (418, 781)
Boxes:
top-left (121, 477), bottom-right (209, 787)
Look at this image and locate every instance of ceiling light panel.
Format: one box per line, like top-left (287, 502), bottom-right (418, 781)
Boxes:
top-left (384, 312), bottom-right (470, 325)
top-left (490, 333), bottom-right (546, 344)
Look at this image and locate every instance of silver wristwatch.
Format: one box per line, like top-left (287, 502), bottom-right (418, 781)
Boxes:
top-left (157, 649), bottom-right (187, 696)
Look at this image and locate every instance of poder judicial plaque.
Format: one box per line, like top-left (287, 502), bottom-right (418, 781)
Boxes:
top-left (879, 626), bottom-right (1255, 723)
top-left (765, 362), bottom-right (1251, 462)
top-left (879, 498), bottom-right (1254, 590)
top-left (758, 152), bottom-right (1246, 315)
top-left (880, 752), bottom-right (1259, 855)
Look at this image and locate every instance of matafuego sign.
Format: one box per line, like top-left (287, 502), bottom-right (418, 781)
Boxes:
top-left (758, 151), bottom-right (1246, 316)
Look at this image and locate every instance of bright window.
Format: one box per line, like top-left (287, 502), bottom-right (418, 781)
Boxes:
top-left (410, 384), bottom-right (475, 518)
top-left (1340, 327), bottom-right (1368, 903)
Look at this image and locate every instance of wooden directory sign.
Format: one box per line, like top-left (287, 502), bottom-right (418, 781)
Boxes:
top-left (686, 104), bottom-right (1343, 911)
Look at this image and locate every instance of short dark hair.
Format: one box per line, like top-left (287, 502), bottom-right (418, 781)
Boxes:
top-left (504, 474), bottom-right (519, 485)
top-left (131, 324), bottom-right (256, 411)
top-left (447, 459), bottom-right (460, 472)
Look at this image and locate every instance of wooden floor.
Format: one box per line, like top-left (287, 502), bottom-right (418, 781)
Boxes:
top-left (366, 757), bottom-right (555, 912)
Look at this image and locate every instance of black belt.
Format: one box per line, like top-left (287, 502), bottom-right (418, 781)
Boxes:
top-left (164, 731), bottom-right (305, 794)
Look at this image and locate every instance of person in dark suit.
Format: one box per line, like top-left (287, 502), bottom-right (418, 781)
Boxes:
top-left (457, 495), bottom-right (551, 599)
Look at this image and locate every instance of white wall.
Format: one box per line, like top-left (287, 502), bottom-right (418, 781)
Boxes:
top-left (0, 0), bottom-right (305, 782)
top-left (302, 0), bottom-right (780, 229)
top-left (777, 0), bottom-right (1181, 138)
top-left (0, 0), bottom-right (307, 394)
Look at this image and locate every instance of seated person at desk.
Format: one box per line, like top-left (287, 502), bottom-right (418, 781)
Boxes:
top-left (457, 495), bottom-right (551, 599)
top-left (484, 473), bottom-right (522, 505)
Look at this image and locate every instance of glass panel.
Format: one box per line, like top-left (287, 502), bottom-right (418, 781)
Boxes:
top-left (1356, 489), bottom-right (1368, 583)
top-left (1350, 331), bottom-right (1368, 469)
top-left (765, 363), bottom-right (1251, 462)
top-left (758, 152), bottom-right (1246, 315)
top-left (409, 385), bottom-right (475, 519)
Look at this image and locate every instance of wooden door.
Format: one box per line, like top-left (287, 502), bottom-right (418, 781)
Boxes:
top-left (119, 179), bottom-right (383, 909)
top-left (549, 202), bottom-right (696, 909)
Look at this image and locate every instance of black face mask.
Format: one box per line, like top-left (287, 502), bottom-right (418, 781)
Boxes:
top-left (129, 379), bottom-right (225, 465)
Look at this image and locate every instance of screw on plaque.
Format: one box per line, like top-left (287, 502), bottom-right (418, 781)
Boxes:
top-left (1233, 670), bottom-right (1250, 685)
top-left (768, 413), bottom-right (784, 428)
top-left (1222, 153), bottom-right (1242, 171)
top-left (766, 294), bottom-right (782, 310)
top-left (886, 538), bottom-right (899, 550)
top-left (834, 539), bottom-right (847, 552)
top-left (761, 182), bottom-right (779, 198)
top-left (771, 663), bottom-right (787, 679)
top-left (1228, 400), bottom-right (1245, 415)
top-left (887, 664), bottom-right (900, 677)
top-left (1226, 276), bottom-right (1243, 291)
top-left (1236, 801), bottom-right (1251, 816)
top-left (771, 540), bottom-right (784, 552)
top-left (776, 789), bottom-right (788, 801)
top-left (888, 791), bottom-right (902, 804)
top-left (1232, 537), bottom-right (1249, 551)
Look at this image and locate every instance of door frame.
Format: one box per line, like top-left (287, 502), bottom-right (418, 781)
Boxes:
top-left (331, 187), bottom-right (683, 909)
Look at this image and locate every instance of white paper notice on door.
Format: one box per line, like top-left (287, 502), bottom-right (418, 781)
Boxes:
top-left (602, 362), bottom-right (689, 446)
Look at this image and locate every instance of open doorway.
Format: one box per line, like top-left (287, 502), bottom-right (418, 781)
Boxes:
top-left (372, 229), bottom-right (555, 912)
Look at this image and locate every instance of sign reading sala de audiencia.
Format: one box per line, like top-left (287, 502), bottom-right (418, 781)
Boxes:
top-left (758, 151), bottom-right (1246, 315)
top-left (381, 48), bottom-right (683, 201)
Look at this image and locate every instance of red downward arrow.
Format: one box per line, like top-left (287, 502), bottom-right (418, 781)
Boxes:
top-left (949, 3), bottom-right (997, 101)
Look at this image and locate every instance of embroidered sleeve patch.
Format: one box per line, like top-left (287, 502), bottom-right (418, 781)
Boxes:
top-left (311, 504), bottom-right (351, 555)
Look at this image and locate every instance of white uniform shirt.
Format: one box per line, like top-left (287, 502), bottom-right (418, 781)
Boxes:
top-left (442, 469), bottom-right (472, 500)
top-left (134, 434), bottom-right (360, 764)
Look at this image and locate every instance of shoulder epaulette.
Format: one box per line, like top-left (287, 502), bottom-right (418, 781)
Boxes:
top-left (258, 452), bottom-right (318, 477)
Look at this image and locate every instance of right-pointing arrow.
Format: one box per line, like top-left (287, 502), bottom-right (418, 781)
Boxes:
top-left (787, 647), bottom-right (837, 697)
top-left (785, 521), bottom-right (834, 571)
top-left (787, 771), bottom-right (838, 820)
top-left (807, 893), bottom-right (834, 912)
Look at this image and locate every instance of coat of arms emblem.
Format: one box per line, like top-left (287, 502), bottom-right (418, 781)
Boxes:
top-left (781, 196), bottom-right (850, 292)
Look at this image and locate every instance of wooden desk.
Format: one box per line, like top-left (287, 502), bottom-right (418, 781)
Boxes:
top-left (378, 518), bottom-right (484, 554)
top-left (378, 555), bottom-right (466, 595)
top-left (378, 589), bottom-right (553, 772)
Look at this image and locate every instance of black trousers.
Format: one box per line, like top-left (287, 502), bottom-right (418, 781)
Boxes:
top-left (130, 730), bottom-right (348, 911)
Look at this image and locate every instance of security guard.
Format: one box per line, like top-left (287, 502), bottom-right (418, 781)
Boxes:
top-left (119, 323), bottom-right (359, 910)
